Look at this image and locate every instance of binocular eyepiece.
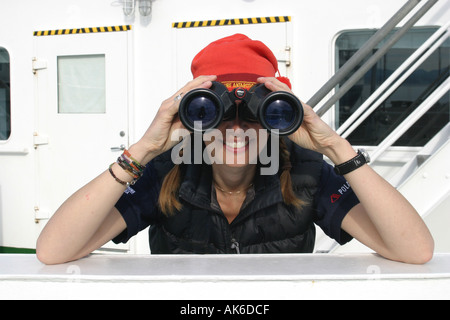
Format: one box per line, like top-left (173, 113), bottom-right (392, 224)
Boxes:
top-left (179, 81), bottom-right (303, 136)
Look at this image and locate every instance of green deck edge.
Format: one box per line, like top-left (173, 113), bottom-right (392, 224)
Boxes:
top-left (0, 246), bottom-right (36, 254)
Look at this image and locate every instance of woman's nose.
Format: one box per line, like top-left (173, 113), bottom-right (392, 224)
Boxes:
top-left (226, 102), bottom-right (248, 130)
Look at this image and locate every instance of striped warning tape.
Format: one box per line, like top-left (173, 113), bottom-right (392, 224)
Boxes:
top-left (172, 16), bottom-right (291, 29)
top-left (33, 25), bottom-right (132, 37)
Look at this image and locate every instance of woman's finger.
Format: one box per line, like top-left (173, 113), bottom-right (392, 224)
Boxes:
top-left (171, 75), bottom-right (217, 99)
top-left (257, 77), bottom-right (292, 93)
top-left (165, 75), bottom-right (217, 117)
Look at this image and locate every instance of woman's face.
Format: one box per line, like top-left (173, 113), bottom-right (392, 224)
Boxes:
top-left (203, 101), bottom-right (269, 168)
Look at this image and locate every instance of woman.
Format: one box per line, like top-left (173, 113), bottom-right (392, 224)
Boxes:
top-left (36, 34), bottom-right (434, 264)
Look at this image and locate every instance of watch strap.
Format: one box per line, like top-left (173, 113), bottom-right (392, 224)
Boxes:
top-left (334, 150), bottom-right (368, 175)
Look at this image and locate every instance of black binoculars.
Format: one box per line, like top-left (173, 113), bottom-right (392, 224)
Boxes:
top-left (178, 81), bottom-right (303, 136)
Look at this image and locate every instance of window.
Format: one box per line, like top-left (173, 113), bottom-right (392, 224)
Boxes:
top-left (57, 54), bottom-right (106, 114)
top-left (335, 27), bottom-right (449, 146)
top-left (0, 47), bottom-right (10, 140)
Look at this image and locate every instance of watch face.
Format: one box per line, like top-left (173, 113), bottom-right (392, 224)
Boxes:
top-left (359, 149), bottom-right (371, 163)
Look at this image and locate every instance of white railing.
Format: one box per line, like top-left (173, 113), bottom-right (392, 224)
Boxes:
top-left (390, 123), bottom-right (450, 188)
top-left (337, 23), bottom-right (450, 139)
top-left (1, 253), bottom-right (449, 299)
top-left (310, 0), bottom-right (439, 115)
top-left (369, 77), bottom-right (450, 162)
top-left (309, 1), bottom-right (449, 256)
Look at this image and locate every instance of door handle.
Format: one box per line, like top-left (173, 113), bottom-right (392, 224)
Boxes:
top-left (111, 144), bottom-right (126, 152)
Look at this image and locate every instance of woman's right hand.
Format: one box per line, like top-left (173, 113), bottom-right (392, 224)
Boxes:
top-left (132, 75), bottom-right (217, 164)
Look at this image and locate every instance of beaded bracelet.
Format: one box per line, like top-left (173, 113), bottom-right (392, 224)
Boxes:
top-left (118, 150), bottom-right (145, 178)
top-left (109, 149), bottom-right (146, 187)
top-left (109, 163), bottom-right (135, 187)
top-left (117, 157), bottom-right (140, 179)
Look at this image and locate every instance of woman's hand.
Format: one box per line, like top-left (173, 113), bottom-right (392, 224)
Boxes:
top-left (132, 75), bottom-right (217, 164)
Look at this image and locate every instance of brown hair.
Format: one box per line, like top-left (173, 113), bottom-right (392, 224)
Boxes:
top-left (278, 138), bottom-right (306, 209)
top-left (158, 139), bottom-right (305, 216)
top-left (158, 163), bottom-right (183, 216)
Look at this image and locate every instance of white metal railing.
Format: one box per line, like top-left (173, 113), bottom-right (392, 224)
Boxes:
top-left (389, 123), bottom-right (450, 188)
top-left (311, 0), bottom-right (439, 116)
top-left (310, 3), bottom-right (450, 255)
top-left (337, 23), bottom-right (450, 139)
top-left (397, 139), bottom-right (450, 218)
top-left (307, 0), bottom-right (449, 171)
top-left (370, 77), bottom-right (450, 162)
top-left (1, 253), bottom-right (450, 299)
top-left (307, 0), bottom-right (423, 108)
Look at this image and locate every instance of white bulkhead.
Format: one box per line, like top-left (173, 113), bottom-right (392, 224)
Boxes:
top-left (0, 0), bottom-right (448, 254)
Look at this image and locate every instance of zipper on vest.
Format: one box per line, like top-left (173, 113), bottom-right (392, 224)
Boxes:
top-left (231, 238), bottom-right (240, 254)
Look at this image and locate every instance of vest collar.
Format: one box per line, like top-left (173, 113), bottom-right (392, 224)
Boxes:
top-left (178, 163), bottom-right (283, 216)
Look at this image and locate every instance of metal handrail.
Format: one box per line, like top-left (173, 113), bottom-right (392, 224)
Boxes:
top-left (338, 24), bottom-right (450, 138)
top-left (370, 77), bottom-right (450, 163)
top-left (307, 0), bottom-right (422, 108)
top-left (312, 0), bottom-right (439, 117)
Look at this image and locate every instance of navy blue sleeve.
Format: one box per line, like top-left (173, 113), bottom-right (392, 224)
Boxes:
top-left (313, 161), bottom-right (360, 245)
top-left (112, 162), bottom-right (162, 244)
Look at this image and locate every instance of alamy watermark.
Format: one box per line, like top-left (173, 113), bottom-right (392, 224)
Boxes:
top-left (171, 121), bottom-right (279, 175)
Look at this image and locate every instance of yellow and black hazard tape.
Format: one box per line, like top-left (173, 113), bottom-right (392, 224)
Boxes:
top-left (33, 25), bottom-right (132, 37)
top-left (172, 16), bottom-right (291, 29)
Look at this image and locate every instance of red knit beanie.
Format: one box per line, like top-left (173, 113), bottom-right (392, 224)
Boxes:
top-left (191, 34), bottom-right (291, 90)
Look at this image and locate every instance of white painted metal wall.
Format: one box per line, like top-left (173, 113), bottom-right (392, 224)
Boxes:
top-left (0, 0), bottom-right (448, 253)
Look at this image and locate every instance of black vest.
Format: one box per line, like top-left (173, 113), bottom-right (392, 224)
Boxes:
top-left (149, 139), bottom-right (323, 254)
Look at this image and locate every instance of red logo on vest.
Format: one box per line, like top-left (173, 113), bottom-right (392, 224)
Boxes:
top-left (330, 194), bottom-right (341, 203)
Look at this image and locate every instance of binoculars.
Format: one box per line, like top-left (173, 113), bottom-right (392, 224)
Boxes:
top-left (179, 81), bottom-right (303, 136)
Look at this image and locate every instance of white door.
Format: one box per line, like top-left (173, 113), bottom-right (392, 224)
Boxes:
top-left (33, 28), bottom-right (131, 250)
top-left (173, 20), bottom-right (292, 88)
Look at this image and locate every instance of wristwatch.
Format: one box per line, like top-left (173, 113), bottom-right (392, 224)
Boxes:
top-left (334, 149), bottom-right (370, 175)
